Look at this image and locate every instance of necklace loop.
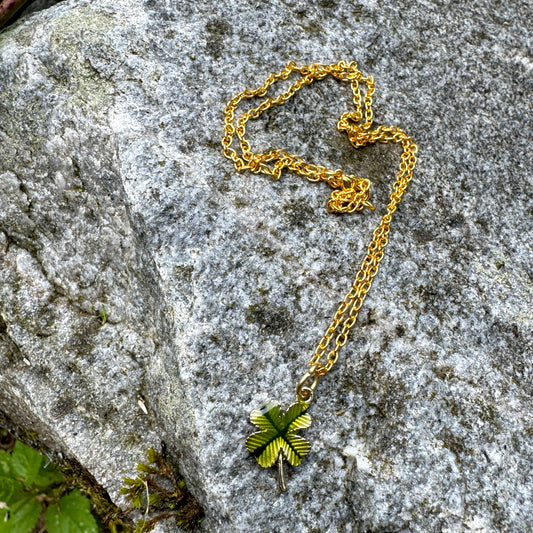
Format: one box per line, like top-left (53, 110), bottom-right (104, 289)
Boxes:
top-left (222, 60), bottom-right (417, 396)
top-left (228, 61), bottom-right (418, 491)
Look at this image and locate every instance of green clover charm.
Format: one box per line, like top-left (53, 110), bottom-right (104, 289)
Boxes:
top-left (246, 401), bottom-right (312, 491)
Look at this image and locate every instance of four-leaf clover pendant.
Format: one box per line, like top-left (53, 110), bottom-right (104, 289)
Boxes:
top-left (246, 401), bottom-right (312, 492)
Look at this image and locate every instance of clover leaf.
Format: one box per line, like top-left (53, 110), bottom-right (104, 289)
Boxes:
top-left (246, 401), bottom-right (311, 491)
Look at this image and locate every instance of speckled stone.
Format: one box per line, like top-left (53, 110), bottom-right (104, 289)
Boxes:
top-left (0, 0), bottom-right (532, 531)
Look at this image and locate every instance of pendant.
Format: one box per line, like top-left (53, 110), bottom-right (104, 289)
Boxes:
top-left (246, 401), bottom-right (312, 492)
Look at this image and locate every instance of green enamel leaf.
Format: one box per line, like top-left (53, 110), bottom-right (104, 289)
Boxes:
top-left (246, 401), bottom-right (312, 468)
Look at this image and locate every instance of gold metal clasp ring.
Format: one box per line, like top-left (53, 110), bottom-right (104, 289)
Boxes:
top-left (296, 371), bottom-right (320, 404)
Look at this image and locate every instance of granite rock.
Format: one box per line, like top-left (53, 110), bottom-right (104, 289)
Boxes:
top-left (0, 0), bottom-right (532, 531)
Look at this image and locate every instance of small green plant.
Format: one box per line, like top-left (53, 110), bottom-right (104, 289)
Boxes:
top-left (98, 304), bottom-right (108, 325)
top-left (0, 440), bottom-right (98, 533)
top-left (121, 448), bottom-right (203, 532)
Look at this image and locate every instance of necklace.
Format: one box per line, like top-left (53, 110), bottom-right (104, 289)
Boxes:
top-left (222, 61), bottom-right (418, 492)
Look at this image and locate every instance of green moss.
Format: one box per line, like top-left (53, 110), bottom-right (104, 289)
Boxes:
top-left (441, 436), bottom-right (466, 462)
top-left (98, 303), bottom-right (108, 325)
top-left (60, 458), bottom-right (133, 532)
top-left (124, 432), bottom-right (143, 447)
top-left (121, 448), bottom-right (203, 531)
top-left (174, 264), bottom-right (194, 281)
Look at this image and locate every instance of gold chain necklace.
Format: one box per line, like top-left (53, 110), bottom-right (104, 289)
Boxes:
top-left (222, 61), bottom-right (418, 492)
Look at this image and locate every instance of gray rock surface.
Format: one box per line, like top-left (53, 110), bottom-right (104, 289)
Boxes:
top-left (1, 0), bottom-right (532, 531)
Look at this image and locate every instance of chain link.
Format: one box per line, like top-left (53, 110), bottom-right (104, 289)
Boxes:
top-left (222, 61), bottom-right (417, 380)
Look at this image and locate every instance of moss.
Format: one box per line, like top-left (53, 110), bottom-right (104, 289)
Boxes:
top-left (121, 447), bottom-right (203, 531)
top-left (98, 303), bottom-right (108, 325)
top-left (61, 457), bottom-right (133, 532)
top-left (1, 424), bottom-right (41, 449)
top-left (258, 286), bottom-right (271, 296)
top-left (174, 264), bottom-right (194, 281)
top-left (441, 435), bottom-right (467, 463)
top-left (124, 432), bottom-right (143, 447)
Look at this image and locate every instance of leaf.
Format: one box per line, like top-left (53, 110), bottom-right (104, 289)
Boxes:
top-left (131, 491), bottom-right (144, 509)
top-left (136, 463), bottom-right (155, 474)
top-left (0, 485), bottom-right (41, 533)
top-left (0, 476), bottom-right (20, 505)
top-left (10, 442), bottom-right (43, 487)
top-left (134, 519), bottom-right (148, 533)
top-left (246, 401), bottom-right (312, 468)
top-left (45, 489), bottom-right (98, 533)
top-left (145, 448), bottom-right (159, 464)
top-left (0, 450), bottom-right (12, 477)
top-left (148, 493), bottom-right (161, 506)
top-left (32, 459), bottom-right (64, 488)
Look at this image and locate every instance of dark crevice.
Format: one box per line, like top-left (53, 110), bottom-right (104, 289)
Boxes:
top-left (0, 0), bottom-right (63, 31)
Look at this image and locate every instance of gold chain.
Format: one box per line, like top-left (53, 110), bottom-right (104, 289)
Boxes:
top-left (222, 61), bottom-right (417, 393)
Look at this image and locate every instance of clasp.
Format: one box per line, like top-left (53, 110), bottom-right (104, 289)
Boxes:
top-left (296, 371), bottom-right (321, 404)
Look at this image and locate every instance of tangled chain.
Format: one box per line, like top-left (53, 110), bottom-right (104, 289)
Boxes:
top-left (222, 61), bottom-right (418, 379)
